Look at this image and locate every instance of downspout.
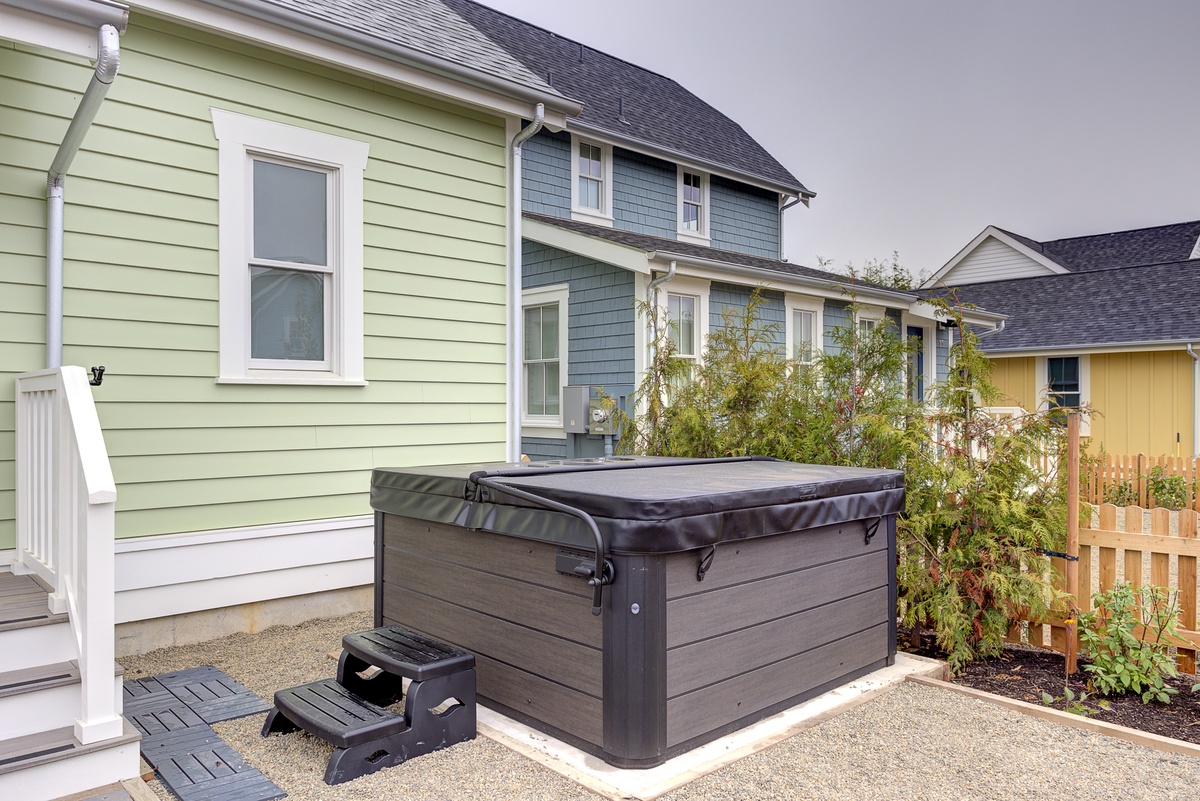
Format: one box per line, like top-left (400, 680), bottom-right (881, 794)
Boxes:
top-left (646, 260), bottom-right (677, 354)
top-left (507, 104), bottom-right (544, 462)
top-left (975, 319), bottom-right (1005, 341)
top-left (46, 23), bottom-right (121, 368)
top-left (1188, 344), bottom-right (1199, 458)
top-left (777, 195), bottom-right (802, 260)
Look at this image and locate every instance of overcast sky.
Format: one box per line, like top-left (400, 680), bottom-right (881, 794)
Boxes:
top-left (479, 0), bottom-right (1200, 278)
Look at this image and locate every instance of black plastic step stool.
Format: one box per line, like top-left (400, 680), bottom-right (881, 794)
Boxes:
top-left (262, 625), bottom-right (476, 785)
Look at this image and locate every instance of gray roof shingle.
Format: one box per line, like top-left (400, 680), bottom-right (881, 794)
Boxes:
top-left (526, 212), bottom-right (907, 296)
top-left (1000, 220), bottom-right (1200, 272)
top-left (922, 260), bottom-right (1200, 351)
top-left (216, 0), bottom-right (563, 97)
top-left (443, 0), bottom-right (809, 196)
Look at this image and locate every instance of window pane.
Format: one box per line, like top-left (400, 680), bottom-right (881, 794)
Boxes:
top-left (683, 203), bottom-right (699, 230)
top-left (250, 266), bottom-right (325, 360)
top-left (527, 362), bottom-right (546, 416)
top-left (545, 361), bottom-right (560, 416)
top-left (683, 173), bottom-right (701, 203)
top-left (1049, 357), bottom-right (1079, 390)
top-left (669, 294), bottom-right (696, 356)
top-left (541, 310), bottom-right (559, 359)
top-left (524, 306), bottom-right (543, 360)
top-left (253, 160), bottom-right (327, 265)
top-left (580, 176), bottom-right (601, 209)
top-left (794, 310), bottom-right (813, 361)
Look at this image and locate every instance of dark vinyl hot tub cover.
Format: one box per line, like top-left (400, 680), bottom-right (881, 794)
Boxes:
top-left (370, 456), bottom-right (904, 555)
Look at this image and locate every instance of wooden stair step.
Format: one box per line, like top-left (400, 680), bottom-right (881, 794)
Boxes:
top-left (0, 661), bottom-right (79, 699)
top-left (0, 723), bottom-right (140, 778)
top-left (342, 625), bottom-right (475, 681)
top-left (271, 679), bottom-right (406, 747)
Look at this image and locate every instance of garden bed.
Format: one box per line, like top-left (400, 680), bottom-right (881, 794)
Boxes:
top-left (901, 628), bottom-right (1200, 744)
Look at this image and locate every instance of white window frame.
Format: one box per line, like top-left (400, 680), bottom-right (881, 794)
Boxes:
top-left (521, 284), bottom-right (569, 430)
top-left (654, 275), bottom-right (710, 365)
top-left (570, 135), bottom-right (613, 227)
top-left (676, 168), bottom-right (711, 245)
top-left (1037, 354), bottom-right (1091, 436)
top-left (854, 303), bottom-right (885, 336)
top-left (898, 314), bottom-right (936, 406)
top-left (785, 294), bottom-right (824, 365)
top-left (212, 109), bottom-right (369, 385)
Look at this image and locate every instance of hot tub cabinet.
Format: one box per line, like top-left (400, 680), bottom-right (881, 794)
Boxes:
top-left (370, 457), bottom-right (903, 768)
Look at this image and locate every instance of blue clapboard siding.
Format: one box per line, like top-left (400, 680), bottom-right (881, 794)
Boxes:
top-left (522, 128), bottom-right (571, 217)
top-left (521, 241), bottom-right (637, 459)
top-left (612, 148), bottom-right (676, 238)
top-left (709, 176), bottom-right (780, 259)
top-left (822, 300), bottom-right (851, 355)
top-left (523, 437), bottom-right (568, 461)
top-left (708, 283), bottom-right (785, 349)
top-left (936, 326), bottom-right (951, 383)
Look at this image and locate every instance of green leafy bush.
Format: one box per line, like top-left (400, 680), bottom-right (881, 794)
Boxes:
top-left (1079, 582), bottom-right (1179, 704)
top-left (1145, 466), bottom-right (1190, 511)
top-left (1103, 479), bottom-right (1137, 508)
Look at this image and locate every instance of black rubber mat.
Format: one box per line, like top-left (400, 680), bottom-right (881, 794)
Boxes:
top-left (155, 665), bottom-right (274, 724)
top-left (123, 667), bottom-right (285, 801)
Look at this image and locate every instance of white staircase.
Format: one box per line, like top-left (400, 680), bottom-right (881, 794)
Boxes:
top-left (0, 367), bottom-right (140, 800)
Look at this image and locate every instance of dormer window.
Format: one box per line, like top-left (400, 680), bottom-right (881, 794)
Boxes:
top-left (570, 136), bottom-right (613, 226)
top-left (677, 168), bottom-right (709, 244)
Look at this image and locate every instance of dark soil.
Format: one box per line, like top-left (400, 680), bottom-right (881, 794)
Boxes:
top-left (899, 628), bottom-right (1200, 745)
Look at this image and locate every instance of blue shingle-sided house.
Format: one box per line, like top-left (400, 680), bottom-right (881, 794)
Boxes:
top-left (448, 0), bottom-right (997, 460)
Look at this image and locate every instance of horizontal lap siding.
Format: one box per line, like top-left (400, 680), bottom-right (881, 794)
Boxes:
top-left (381, 516), bottom-right (603, 745)
top-left (663, 522), bottom-right (891, 747)
top-left (0, 20), bottom-right (509, 547)
top-left (946, 237), bottom-right (1053, 284)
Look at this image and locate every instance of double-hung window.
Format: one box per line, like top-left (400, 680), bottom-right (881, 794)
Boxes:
top-left (212, 110), bottom-right (369, 384)
top-left (677, 169), bottom-right (710, 244)
top-left (786, 296), bottom-right (823, 366)
top-left (522, 285), bottom-right (569, 425)
top-left (571, 136), bottom-right (612, 225)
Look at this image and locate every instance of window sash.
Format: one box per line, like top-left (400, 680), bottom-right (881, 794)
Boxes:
top-left (682, 172), bottom-right (703, 232)
top-left (1048, 357), bottom-right (1081, 409)
top-left (668, 293), bottom-right (697, 358)
top-left (793, 309), bottom-right (815, 363)
top-left (524, 303), bottom-right (561, 417)
top-left (578, 143), bottom-right (603, 210)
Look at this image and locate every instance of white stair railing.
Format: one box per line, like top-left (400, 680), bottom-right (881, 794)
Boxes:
top-left (14, 366), bottom-right (122, 744)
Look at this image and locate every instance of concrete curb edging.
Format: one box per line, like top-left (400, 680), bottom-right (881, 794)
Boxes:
top-left (907, 674), bottom-right (1200, 760)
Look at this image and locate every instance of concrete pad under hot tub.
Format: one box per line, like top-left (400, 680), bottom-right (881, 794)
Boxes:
top-left (475, 652), bottom-right (946, 801)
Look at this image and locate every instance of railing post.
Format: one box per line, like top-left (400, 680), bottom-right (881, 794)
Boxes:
top-left (1065, 411), bottom-right (1080, 674)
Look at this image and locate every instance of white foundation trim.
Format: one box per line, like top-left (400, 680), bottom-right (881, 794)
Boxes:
top-left (114, 515), bottom-right (373, 623)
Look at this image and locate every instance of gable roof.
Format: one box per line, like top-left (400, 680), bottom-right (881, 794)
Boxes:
top-left (442, 0), bottom-right (809, 198)
top-left (921, 260), bottom-right (1200, 353)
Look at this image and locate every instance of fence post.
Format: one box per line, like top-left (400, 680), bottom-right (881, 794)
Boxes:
top-left (1066, 412), bottom-right (1080, 674)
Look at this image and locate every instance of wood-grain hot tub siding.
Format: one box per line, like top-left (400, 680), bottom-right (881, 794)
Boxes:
top-left (370, 457), bottom-right (902, 768)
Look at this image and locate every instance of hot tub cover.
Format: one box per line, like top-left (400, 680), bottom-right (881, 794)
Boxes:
top-left (371, 456), bottom-right (903, 554)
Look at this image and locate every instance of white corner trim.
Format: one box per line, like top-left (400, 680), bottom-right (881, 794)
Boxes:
top-left (114, 515), bottom-right (374, 623)
top-left (211, 108), bottom-right (369, 384)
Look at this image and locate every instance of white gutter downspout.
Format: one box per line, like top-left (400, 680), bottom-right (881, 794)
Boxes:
top-left (1188, 344), bottom-right (1199, 458)
top-left (507, 103), bottom-right (544, 462)
top-left (777, 195), bottom-right (802, 260)
top-left (646, 260), bottom-right (678, 356)
top-left (46, 23), bottom-right (121, 368)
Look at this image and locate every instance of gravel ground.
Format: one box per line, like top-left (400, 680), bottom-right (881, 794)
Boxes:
top-left (120, 612), bottom-right (1200, 801)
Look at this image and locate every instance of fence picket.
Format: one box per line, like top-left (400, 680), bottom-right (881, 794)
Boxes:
top-left (1180, 511), bottom-right (1198, 674)
top-left (1098, 504), bottom-right (1118, 594)
top-left (1124, 505), bottom-right (1144, 590)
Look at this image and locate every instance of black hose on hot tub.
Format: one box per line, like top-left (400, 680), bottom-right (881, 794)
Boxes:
top-left (469, 473), bottom-right (614, 616)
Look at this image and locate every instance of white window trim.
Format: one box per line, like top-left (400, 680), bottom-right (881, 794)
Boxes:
top-left (676, 168), bottom-right (711, 245)
top-left (212, 109), bottom-right (369, 385)
top-left (854, 303), bottom-right (885, 332)
top-left (655, 275), bottom-right (710, 363)
top-left (1037, 354), bottom-right (1091, 436)
top-left (785, 294), bottom-right (824, 365)
top-left (898, 313), bottom-right (936, 406)
top-left (521, 283), bottom-right (570, 429)
top-left (570, 135), bottom-right (613, 227)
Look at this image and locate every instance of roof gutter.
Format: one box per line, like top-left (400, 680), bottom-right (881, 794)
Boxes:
top-left (507, 104), bottom-right (545, 462)
top-left (570, 120), bottom-right (811, 200)
top-left (0, 0), bottom-right (128, 28)
top-left (199, 0), bottom-right (583, 117)
top-left (45, 20), bottom-right (122, 368)
top-left (1189, 344), bottom-right (1199, 458)
top-left (647, 249), bottom-right (917, 305)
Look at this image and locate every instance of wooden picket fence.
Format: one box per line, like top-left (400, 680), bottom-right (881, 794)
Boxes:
top-left (1084, 453), bottom-right (1200, 512)
top-left (1014, 503), bottom-right (1200, 674)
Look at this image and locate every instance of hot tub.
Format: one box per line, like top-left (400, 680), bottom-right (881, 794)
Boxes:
top-left (369, 456), bottom-right (903, 768)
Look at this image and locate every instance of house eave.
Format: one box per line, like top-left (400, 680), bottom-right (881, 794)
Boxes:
top-left (985, 340), bottom-right (1200, 357)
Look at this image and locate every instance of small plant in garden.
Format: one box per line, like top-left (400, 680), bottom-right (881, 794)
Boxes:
top-left (1103, 479), bottom-right (1137, 508)
top-left (1040, 686), bottom-right (1107, 717)
top-left (1079, 582), bottom-right (1180, 704)
top-left (1145, 465), bottom-right (1191, 510)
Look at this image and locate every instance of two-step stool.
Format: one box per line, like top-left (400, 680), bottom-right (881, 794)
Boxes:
top-left (262, 625), bottom-right (477, 785)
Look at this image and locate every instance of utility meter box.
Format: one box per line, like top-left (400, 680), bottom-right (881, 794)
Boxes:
top-left (563, 385), bottom-right (614, 435)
